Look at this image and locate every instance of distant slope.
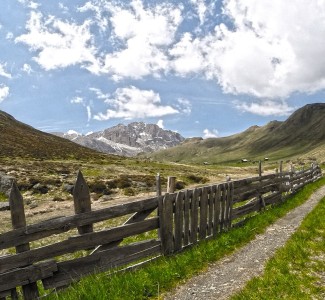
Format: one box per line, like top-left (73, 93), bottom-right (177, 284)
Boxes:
top-left (54, 122), bottom-right (185, 156)
top-left (0, 111), bottom-right (108, 159)
top-left (149, 103), bottom-right (325, 164)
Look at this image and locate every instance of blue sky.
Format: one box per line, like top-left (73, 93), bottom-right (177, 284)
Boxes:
top-left (0, 0), bottom-right (324, 138)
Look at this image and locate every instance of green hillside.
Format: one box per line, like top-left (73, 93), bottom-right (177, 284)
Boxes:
top-left (0, 111), bottom-right (109, 160)
top-left (149, 103), bottom-right (325, 164)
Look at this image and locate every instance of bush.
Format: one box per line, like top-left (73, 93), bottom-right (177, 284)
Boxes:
top-left (124, 187), bottom-right (135, 196)
top-left (175, 181), bottom-right (186, 190)
top-left (186, 174), bottom-right (208, 184)
top-left (116, 176), bottom-right (132, 189)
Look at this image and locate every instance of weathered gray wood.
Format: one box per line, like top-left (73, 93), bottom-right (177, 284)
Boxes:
top-left (167, 176), bottom-right (176, 193)
top-left (213, 185), bottom-right (221, 236)
top-left (199, 187), bottom-right (208, 240)
top-left (226, 182), bottom-right (234, 229)
top-left (258, 161), bottom-right (262, 177)
top-left (0, 197), bottom-right (158, 250)
top-left (91, 205), bottom-right (157, 254)
top-left (174, 191), bottom-right (184, 252)
top-left (183, 190), bottom-right (191, 246)
top-left (9, 181), bottom-right (39, 300)
top-left (73, 170), bottom-right (93, 234)
top-left (156, 173), bottom-right (162, 196)
top-left (159, 193), bottom-right (174, 255)
top-left (232, 173), bottom-right (278, 189)
top-left (190, 188), bottom-right (199, 244)
top-left (43, 240), bottom-right (160, 289)
top-left (220, 184), bottom-right (227, 231)
top-left (0, 260), bottom-right (57, 292)
top-left (231, 199), bottom-right (260, 219)
top-left (0, 218), bottom-right (159, 274)
top-left (207, 186), bottom-right (214, 236)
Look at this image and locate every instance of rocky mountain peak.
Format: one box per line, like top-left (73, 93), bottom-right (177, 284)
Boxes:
top-left (56, 122), bottom-right (185, 157)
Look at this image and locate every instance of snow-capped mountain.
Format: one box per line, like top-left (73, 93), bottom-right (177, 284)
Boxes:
top-left (54, 122), bottom-right (184, 156)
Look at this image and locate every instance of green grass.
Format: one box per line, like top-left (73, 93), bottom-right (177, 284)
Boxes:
top-left (0, 192), bottom-right (7, 202)
top-left (231, 201), bottom-right (325, 299)
top-left (45, 177), bottom-right (325, 300)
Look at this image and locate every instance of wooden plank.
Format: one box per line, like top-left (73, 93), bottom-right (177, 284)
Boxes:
top-left (9, 181), bottom-right (39, 300)
top-left (0, 218), bottom-right (159, 274)
top-left (174, 191), bottom-right (184, 252)
top-left (190, 188), bottom-right (199, 244)
top-left (159, 193), bottom-right (174, 255)
top-left (231, 200), bottom-right (260, 219)
top-left (167, 176), bottom-right (176, 193)
top-left (0, 197), bottom-right (158, 250)
top-left (183, 190), bottom-right (191, 246)
top-left (207, 186), bottom-right (214, 236)
top-left (226, 182), bottom-right (234, 229)
top-left (232, 173), bottom-right (278, 188)
top-left (213, 185), bottom-right (221, 236)
top-left (156, 173), bottom-right (162, 196)
top-left (0, 260), bottom-right (57, 292)
top-left (73, 170), bottom-right (93, 235)
top-left (220, 184), bottom-right (227, 232)
top-left (43, 240), bottom-right (160, 289)
top-left (199, 187), bottom-right (208, 240)
top-left (91, 205), bottom-right (157, 254)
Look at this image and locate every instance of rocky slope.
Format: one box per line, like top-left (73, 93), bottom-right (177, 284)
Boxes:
top-left (54, 122), bottom-right (185, 156)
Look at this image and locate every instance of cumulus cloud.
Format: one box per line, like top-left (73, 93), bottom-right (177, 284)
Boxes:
top-left (172, 0), bottom-right (325, 100)
top-left (15, 11), bottom-right (99, 72)
top-left (14, 0), bottom-right (325, 119)
top-left (94, 86), bottom-right (179, 120)
top-left (157, 119), bottom-right (164, 129)
top-left (176, 98), bottom-right (192, 115)
top-left (203, 128), bottom-right (219, 139)
top-left (100, 0), bottom-right (183, 80)
top-left (233, 100), bottom-right (294, 116)
top-left (22, 63), bottom-right (33, 74)
top-left (0, 85), bottom-right (9, 103)
top-left (0, 63), bottom-right (12, 79)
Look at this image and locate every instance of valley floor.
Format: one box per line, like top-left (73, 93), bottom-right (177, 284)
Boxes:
top-left (163, 185), bottom-right (325, 300)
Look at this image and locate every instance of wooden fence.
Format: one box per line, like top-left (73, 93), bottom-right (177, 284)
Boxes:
top-left (0, 164), bottom-right (322, 299)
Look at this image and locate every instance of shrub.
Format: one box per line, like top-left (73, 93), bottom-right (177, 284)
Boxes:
top-left (124, 187), bottom-right (135, 196)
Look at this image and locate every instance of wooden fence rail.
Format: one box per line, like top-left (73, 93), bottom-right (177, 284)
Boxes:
top-left (0, 164), bottom-right (322, 299)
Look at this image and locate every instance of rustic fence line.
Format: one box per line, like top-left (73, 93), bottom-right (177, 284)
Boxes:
top-left (0, 164), bottom-right (322, 299)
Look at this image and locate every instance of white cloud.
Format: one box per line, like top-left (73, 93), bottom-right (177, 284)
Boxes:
top-left (22, 63), bottom-right (33, 74)
top-left (100, 0), bottom-right (183, 80)
top-left (157, 119), bottom-right (164, 129)
top-left (204, 1), bottom-right (325, 99)
top-left (94, 86), bottom-right (179, 120)
top-left (15, 11), bottom-right (99, 73)
top-left (0, 85), bottom-right (9, 103)
top-left (0, 63), bottom-right (12, 79)
top-left (71, 96), bottom-right (84, 104)
top-left (233, 100), bottom-right (294, 116)
top-left (176, 98), bottom-right (192, 115)
top-left (203, 128), bottom-right (219, 139)
top-left (6, 32), bottom-right (13, 40)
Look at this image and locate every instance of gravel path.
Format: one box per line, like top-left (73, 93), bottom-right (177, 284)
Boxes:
top-left (163, 185), bottom-right (325, 300)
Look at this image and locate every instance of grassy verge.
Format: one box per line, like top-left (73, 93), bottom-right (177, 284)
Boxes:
top-left (232, 201), bottom-right (325, 299)
top-left (47, 177), bottom-right (325, 300)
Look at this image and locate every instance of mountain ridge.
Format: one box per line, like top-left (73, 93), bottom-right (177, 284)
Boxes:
top-left (54, 122), bottom-right (185, 156)
top-left (149, 103), bottom-right (325, 164)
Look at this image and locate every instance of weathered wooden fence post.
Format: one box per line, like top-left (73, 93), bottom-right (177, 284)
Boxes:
top-left (258, 161), bottom-right (262, 177)
top-left (156, 173), bottom-right (162, 196)
top-left (159, 193), bottom-right (174, 255)
top-left (73, 170), bottom-right (93, 235)
top-left (167, 176), bottom-right (176, 193)
top-left (9, 182), bottom-right (39, 300)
